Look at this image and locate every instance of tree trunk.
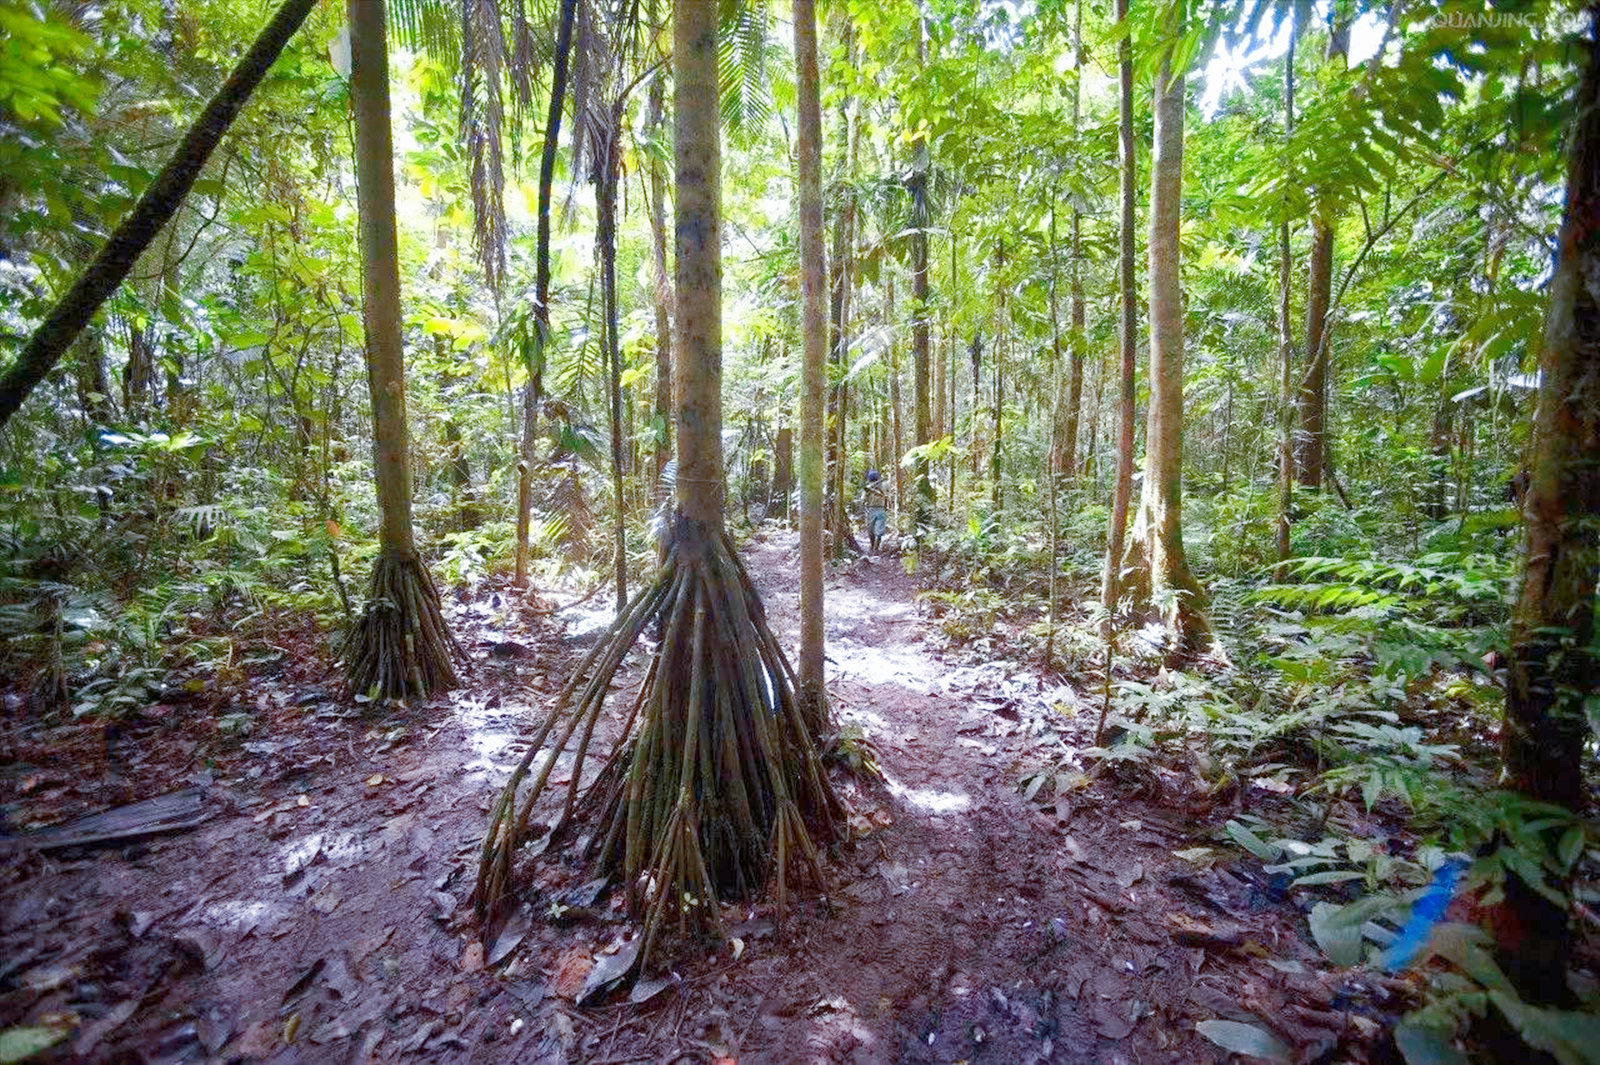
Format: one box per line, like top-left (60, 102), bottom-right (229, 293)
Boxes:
top-left (598, 100), bottom-right (628, 611)
top-left (1294, 19), bottom-right (1348, 488)
top-left (674, 0), bottom-right (723, 527)
top-left (1121, 53), bottom-right (1208, 652)
top-left (647, 73), bottom-right (673, 482)
top-left (0, 0), bottom-right (318, 430)
top-left (515, 0), bottom-right (579, 587)
top-left (346, 0), bottom-right (459, 699)
top-left (910, 23), bottom-right (933, 522)
top-left (1497, 10), bottom-right (1600, 1009)
top-left (1275, 23), bottom-right (1298, 578)
top-left (1061, 0), bottom-right (1085, 481)
top-left (1102, 0), bottom-right (1138, 614)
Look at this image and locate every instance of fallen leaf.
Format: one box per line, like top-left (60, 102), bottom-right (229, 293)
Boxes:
top-left (365, 774), bottom-right (385, 787)
top-left (297, 794), bottom-right (311, 807)
top-left (487, 908), bottom-right (532, 967)
top-left (552, 945), bottom-right (593, 999)
top-left (460, 943), bottom-right (484, 974)
top-left (1195, 1020), bottom-right (1290, 1062)
top-left (730, 937), bottom-right (745, 961)
top-left (578, 938), bottom-right (640, 1004)
top-left (3, 1024), bottom-right (71, 1062)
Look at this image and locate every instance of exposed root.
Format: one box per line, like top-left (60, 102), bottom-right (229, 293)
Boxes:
top-left (474, 516), bottom-right (842, 971)
top-left (346, 551), bottom-right (463, 700)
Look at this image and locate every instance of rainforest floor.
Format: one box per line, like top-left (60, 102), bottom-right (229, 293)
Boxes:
top-left (0, 526), bottom-right (1424, 1063)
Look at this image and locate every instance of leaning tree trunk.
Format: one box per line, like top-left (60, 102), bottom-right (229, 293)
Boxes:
top-left (1120, 51), bottom-right (1210, 653)
top-left (1498, 9), bottom-right (1600, 1008)
top-left (514, 0), bottom-right (579, 588)
top-left (476, 0), bottom-right (842, 972)
top-left (345, 0), bottom-right (461, 700)
top-left (1102, 0), bottom-right (1138, 614)
top-left (0, 0), bottom-right (317, 430)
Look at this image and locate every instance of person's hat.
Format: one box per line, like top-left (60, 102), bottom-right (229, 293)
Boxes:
top-left (866, 469), bottom-right (880, 482)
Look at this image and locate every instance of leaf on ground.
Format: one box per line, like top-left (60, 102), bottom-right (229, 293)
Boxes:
top-left (282, 959), bottom-right (326, 1005)
top-left (1393, 1022), bottom-right (1470, 1065)
top-left (309, 884), bottom-right (342, 915)
top-left (1225, 820), bottom-right (1282, 861)
top-left (552, 945), bottom-right (593, 999)
top-left (460, 942), bottom-right (484, 974)
top-left (577, 937), bottom-right (640, 1004)
top-left (1195, 1019), bottom-right (1291, 1062)
top-left (487, 907), bottom-right (533, 967)
top-left (2, 1025), bottom-right (70, 1063)
top-left (630, 976), bottom-right (675, 1004)
top-left (365, 774), bottom-right (386, 787)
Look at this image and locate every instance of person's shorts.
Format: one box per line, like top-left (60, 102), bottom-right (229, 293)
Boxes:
top-left (866, 508), bottom-right (887, 536)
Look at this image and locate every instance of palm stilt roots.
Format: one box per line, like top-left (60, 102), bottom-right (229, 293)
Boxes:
top-left (346, 550), bottom-right (463, 700)
top-left (475, 515), bottom-right (842, 967)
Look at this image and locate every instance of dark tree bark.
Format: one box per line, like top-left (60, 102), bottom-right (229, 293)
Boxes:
top-left (514, 0), bottom-right (579, 587)
top-left (1498, 6), bottom-right (1600, 1008)
top-left (0, 0), bottom-right (318, 430)
top-left (1294, 16), bottom-right (1349, 488)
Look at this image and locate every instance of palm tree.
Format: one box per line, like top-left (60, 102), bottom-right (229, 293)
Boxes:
top-left (344, 0), bottom-right (461, 700)
top-left (795, 0), bottom-right (829, 717)
top-left (476, 0), bottom-right (842, 970)
top-left (1101, 0), bottom-right (1138, 615)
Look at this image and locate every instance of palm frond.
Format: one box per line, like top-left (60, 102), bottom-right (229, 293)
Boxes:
top-left (717, 0), bottom-right (770, 141)
top-left (461, 0), bottom-right (509, 294)
top-left (390, 0), bottom-right (463, 72)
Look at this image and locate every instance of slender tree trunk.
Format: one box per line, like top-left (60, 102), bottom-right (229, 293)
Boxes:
top-left (1102, 0), bottom-right (1138, 614)
top-left (515, 0), bottom-right (579, 587)
top-left (347, 0), bottom-right (458, 698)
top-left (647, 73), bottom-right (673, 482)
top-left (1061, 0), bottom-right (1085, 481)
top-left (598, 101), bottom-right (628, 611)
top-left (0, 0), bottom-right (318, 429)
top-left (1275, 23), bottom-right (1298, 578)
top-left (910, 22), bottom-right (933, 522)
top-left (887, 273), bottom-right (905, 515)
top-left (1122, 51), bottom-right (1209, 652)
top-left (1498, 10), bottom-right (1600, 1008)
top-left (675, 0), bottom-right (723, 526)
top-left (1294, 17), bottom-right (1348, 488)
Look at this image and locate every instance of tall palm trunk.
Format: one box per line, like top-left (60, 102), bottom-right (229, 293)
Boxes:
top-left (598, 100), bottom-right (628, 611)
top-left (346, 0), bottom-right (459, 699)
top-left (1101, 0), bottom-right (1137, 614)
top-left (477, 0), bottom-right (840, 970)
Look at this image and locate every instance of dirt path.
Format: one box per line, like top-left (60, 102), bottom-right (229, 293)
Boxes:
top-left (1, 529), bottom-right (1356, 1063)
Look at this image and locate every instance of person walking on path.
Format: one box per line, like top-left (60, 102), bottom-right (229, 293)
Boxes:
top-left (862, 470), bottom-right (888, 554)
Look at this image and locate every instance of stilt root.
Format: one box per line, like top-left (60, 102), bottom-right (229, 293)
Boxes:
top-left (474, 516), bottom-right (842, 970)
